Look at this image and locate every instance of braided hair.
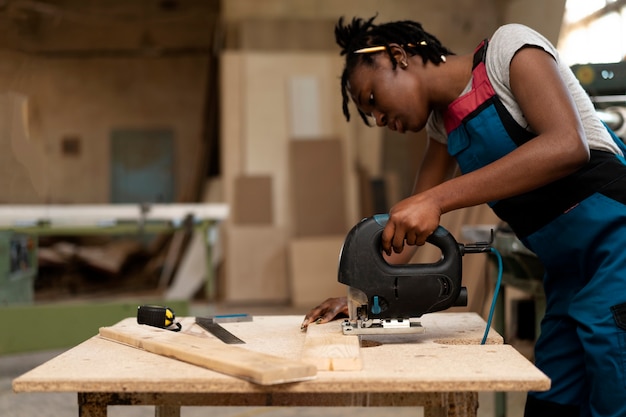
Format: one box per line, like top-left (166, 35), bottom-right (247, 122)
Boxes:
top-left (335, 15), bottom-right (453, 125)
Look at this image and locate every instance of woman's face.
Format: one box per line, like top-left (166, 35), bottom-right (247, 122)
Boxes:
top-left (347, 54), bottom-right (430, 133)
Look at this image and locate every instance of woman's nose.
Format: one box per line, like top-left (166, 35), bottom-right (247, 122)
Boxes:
top-left (373, 110), bottom-right (387, 127)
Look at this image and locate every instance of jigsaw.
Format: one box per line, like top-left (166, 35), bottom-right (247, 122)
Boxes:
top-left (339, 214), bottom-right (491, 335)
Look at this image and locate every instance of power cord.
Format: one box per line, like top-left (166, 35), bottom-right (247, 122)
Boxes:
top-left (481, 247), bottom-right (503, 344)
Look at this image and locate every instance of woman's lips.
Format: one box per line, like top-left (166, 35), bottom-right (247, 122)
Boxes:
top-left (393, 120), bottom-right (405, 133)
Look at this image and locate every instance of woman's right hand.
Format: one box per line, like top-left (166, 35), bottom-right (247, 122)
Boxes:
top-left (300, 297), bottom-right (348, 330)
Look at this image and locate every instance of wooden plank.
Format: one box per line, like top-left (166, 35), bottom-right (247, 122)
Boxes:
top-left (98, 320), bottom-right (316, 386)
top-left (301, 320), bottom-right (362, 371)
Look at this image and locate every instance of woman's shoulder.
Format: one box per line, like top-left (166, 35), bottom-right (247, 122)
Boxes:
top-left (492, 23), bottom-right (540, 39)
top-left (486, 24), bottom-right (557, 84)
top-left (489, 24), bottom-right (556, 59)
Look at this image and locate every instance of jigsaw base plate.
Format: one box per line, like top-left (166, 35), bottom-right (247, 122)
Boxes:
top-left (341, 319), bottom-right (425, 335)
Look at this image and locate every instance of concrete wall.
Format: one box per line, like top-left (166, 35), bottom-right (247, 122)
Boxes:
top-left (0, 0), bottom-right (217, 204)
top-left (0, 51), bottom-right (209, 203)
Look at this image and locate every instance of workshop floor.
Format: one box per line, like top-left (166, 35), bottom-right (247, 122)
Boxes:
top-left (1, 302), bottom-right (530, 417)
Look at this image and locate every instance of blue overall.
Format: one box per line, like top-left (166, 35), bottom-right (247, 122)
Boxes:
top-left (444, 40), bottom-right (626, 416)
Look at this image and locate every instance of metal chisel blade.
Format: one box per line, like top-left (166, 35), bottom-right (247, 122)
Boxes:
top-left (195, 317), bottom-right (245, 344)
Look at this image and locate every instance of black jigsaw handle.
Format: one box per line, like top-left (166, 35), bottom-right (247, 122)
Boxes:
top-left (338, 214), bottom-right (467, 319)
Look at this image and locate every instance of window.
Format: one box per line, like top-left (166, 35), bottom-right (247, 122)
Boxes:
top-left (558, 0), bottom-right (626, 65)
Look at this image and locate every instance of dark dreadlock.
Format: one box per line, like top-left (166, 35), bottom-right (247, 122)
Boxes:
top-left (335, 15), bottom-right (454, 125)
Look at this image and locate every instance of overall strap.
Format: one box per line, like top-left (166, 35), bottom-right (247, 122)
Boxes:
top-left (443, 39), bottom-right (496, 134)
top-left (472, 39), bottom-right (488, 70)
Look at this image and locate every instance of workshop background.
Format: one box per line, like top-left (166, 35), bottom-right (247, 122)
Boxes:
top-left (0, 0), bottom-right (625, 353)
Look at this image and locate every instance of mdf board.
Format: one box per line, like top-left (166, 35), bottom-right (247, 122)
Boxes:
top-left (222, 223), bottom-right (289, 303)
top-left (288, 235), bottom-right (347, 307)
top-left (233, 175), bottom-right (273, 225)
top-left (289, 139), bottom-right (347, 237)
top-left (219, 52), bottom-right (361, 302)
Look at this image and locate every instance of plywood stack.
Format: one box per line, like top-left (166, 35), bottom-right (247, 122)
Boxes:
top-left (219, 51), bottom-right (359, 304)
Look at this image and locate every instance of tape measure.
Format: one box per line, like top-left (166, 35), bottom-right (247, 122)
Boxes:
top-left (137, 305), bottom-right (181, 331)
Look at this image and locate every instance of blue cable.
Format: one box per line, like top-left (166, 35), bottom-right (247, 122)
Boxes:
top-left (482, 247), bottom-right (503, 345)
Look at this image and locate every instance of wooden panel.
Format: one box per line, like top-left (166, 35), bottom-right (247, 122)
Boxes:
top-left (289, 139), bottom-right (347, 237)
top-left (233, 175), bottom-right (273, 225)
top-left (222, 224), bottom-right (289, 302)
top-left (288, 235), bottom-right (347, 307)
top-left (242, 53), bottom-right (357, 231)
top-left (220, 52), bottom-right (245, 217)
top-left (99, 320), bottom-right (317, 386)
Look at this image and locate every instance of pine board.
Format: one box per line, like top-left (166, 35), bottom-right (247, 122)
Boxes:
top-left (301, 320), bottom-right (362, 371)
top-left (98, 320), bottom-right (316, 386)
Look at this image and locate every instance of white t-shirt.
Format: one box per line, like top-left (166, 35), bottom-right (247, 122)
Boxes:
top-left (426, 23), bottom-right (622, 155)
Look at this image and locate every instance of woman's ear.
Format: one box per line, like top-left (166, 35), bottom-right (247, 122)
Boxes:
top-left (389, 43), bottom-right (409, 69)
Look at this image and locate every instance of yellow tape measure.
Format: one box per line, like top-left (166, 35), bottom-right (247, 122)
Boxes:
top-left (137, 305), bottom-right (181, 331)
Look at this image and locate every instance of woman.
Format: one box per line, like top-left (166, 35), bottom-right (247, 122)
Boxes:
top-left (301, 16), bottom-right (626, 417)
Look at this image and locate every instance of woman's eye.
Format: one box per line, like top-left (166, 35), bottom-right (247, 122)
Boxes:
top-left (368, 93), bottom-right (375, 106)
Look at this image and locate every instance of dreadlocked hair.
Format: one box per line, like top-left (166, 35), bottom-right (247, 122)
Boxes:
top-left (335, 15), bottom-right (454, 125)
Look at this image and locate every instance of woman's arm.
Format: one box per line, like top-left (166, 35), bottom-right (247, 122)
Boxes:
top-left (381, 47), bottom-right (589, 255)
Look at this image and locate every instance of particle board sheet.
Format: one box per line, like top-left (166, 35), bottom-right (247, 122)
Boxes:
top-left (289, 138), bottom-right (347, 237)
top-left (301, 320), bottom-right (362, 371)
top-left (14, 314), bottom-right (550, 395)
top-left (98, 319), bottom-right (316, 386)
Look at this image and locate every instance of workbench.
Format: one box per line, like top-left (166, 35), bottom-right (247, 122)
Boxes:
top-left (12, 313), bottom-right (550, 417)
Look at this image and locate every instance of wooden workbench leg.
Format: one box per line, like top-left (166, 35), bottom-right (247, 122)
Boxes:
top-left (77, 393), bottom-right (107, 417)
top-left (446, 392), bottom-right (478, 417)
top-left (424, 392), bottom-right (478, 417)
top-left (155, 405), bottom-right (181, 417)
